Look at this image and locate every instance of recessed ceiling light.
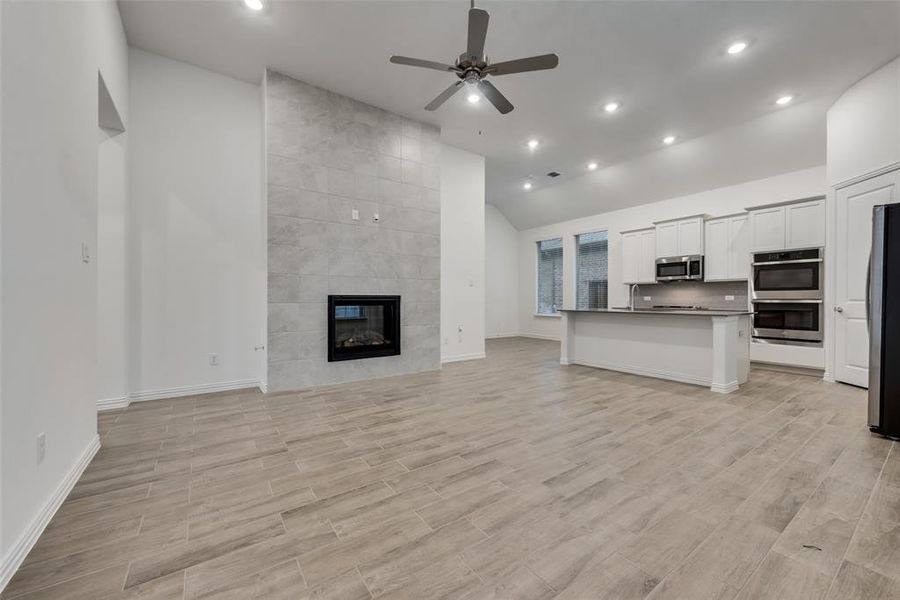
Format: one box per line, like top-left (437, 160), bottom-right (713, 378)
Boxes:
top-left (587, 162), bottom-right (599, 171)
top-left (727, 41), bottom-right (748, 55)
top-left (527, 139), bottom-right (539, 150)
top-left (467, 93), bottom-right (480, 104)
top-left (604, 102), bottom-right (619, 113)
top-left (775, 95), bottom-right (794, 106)
top-left (523, 182), bottom-right (533, 190)
top-left (662, 135), bottom-right (676, 145)
top-left (243, 0), bottom-right (264, 11)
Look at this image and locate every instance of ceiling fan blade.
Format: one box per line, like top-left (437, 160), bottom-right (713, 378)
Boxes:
top-left (390, 55), bottom-right (459, 73)
top-left (478, 80), bottom-right (513, 114)
top-left (487, 53), bottom-right (559, 76)
top-left (425, 81), bottom-right (464, 111)
top-left (466, 8), bottom-right (489, 60)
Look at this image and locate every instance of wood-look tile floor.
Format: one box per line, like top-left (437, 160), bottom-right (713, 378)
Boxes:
top-left (5, 337), bottom-right (900, 600)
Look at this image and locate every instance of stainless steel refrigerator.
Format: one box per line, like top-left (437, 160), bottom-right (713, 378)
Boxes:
top-left (869, 203), bottom-right (900, 438)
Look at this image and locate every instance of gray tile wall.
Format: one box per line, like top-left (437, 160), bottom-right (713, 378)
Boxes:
top-left (266, 71), bottom-right (441, 392)
top-left (632, 280), bottom-right (749, 310)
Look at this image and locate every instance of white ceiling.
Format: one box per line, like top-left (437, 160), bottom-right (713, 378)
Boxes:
top-left (119, 0), bottom-right (900, 228)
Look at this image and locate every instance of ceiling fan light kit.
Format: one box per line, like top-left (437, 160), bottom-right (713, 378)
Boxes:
top-left (389, 1), bottom-right (559, 114)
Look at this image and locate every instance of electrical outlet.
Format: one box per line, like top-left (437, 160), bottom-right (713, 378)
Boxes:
top-left (351, 209), bottom-right (359, 221)
top-left (37, 432), bottom-right (46, 465)
top-left (643, 296), bottom-right (652, 301)
top-left (208, 353), bottom-right (220, 366)
top-left (725, 295), bottom-right (735, 301)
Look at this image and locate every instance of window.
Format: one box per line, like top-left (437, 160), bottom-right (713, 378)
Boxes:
top-left (576, 231), bottom-right (609, 310)
top-left (536, 237), bottom-right (563, 314)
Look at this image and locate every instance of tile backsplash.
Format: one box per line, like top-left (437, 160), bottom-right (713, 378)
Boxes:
top-left (631, 280), bottom-right (749, 310)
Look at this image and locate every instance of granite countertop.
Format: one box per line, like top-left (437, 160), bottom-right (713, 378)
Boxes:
top-left (560, 308), bottom-right (753, 317)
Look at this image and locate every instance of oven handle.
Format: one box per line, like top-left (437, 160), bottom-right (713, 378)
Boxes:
top-left (751, 299), bottom-right (823, 304)
top-left (751, 258), bottom-right (824, 266)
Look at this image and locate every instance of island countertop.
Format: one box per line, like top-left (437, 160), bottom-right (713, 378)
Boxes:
top-left (559, 308), bottom-right (753, 317)
top-left (560, 309), bottom-right (752, 393)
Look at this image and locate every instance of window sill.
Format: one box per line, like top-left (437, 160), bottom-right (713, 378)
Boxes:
top-left (534, 313), bottom-right (562, 318)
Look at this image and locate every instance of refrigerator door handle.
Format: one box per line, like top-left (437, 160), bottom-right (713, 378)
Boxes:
top-left (869, 205), bottom-right (886, 429)
top-left (866, 251), bottom-right (871, 335)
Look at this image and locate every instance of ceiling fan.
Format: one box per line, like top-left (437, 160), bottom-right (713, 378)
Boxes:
top-left (389, 1), bottom-right (559, 114)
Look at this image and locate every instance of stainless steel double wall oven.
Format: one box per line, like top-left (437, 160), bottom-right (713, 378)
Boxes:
top-left (751, 248), bottom-right (824, 346)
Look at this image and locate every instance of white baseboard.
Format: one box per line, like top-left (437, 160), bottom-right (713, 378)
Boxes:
top-left (566, 357), bottom-right (711, 388)
top-left (441, 352), bottom-right (486, 364)
top-left (485, 333), bottom-right (519, 339)
top-left (96, 395), bottom-right (129, 411)
top-left (0, 434), bottom-right (100, 592)
top-left (98, 379), bottom-right (260, 411)
top-left (710, 381), bottom-right (740, 394)
top-left (517, 334), bottom-right (561, 342)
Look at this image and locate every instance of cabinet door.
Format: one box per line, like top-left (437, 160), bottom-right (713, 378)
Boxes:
top-left (639, 230), bottom-right (657, 283)
top-left (621, 233), bottom-right (640, 284)
top-left (655, 222), bottom-right (679, 257)
top-left (749, 206), bottom-right (786, 251)
top-left (704, 219), bottom-right (728, 280)
top-left (677, 218), bottom-right (704, 255)
top-left (786, 199), bottom-right (825, 249)
top-left (728, 215), bottom-right (750, 279)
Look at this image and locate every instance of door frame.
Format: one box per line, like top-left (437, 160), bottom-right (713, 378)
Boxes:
top-left (827, 166), bottom-right (900, 386)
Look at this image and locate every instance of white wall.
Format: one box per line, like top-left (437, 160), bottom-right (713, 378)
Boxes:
top-left (824, 55), bottom-right (900, 382)
top-left (485, 204), bottom-right (519, 338)
top-left (128, 48), bottom-right (264, 398)
top-left (440, 145), bottom-right (486, 362)
top-left (827, 56), bottom-right (900, 187)
top-left (0, 0), bottom-right (128, 588)
top-left (517, 166), bottom-right (826, 340)
top-left (97, 90), bottom-right (129, 405)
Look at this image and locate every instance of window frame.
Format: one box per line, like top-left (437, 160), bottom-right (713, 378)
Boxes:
top-left (535, 236), bottom-right (564, 316)
top-left (574, 229), bottom-right (610, 311)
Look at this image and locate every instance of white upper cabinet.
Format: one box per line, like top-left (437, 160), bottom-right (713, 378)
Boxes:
top-left (749, 206), bottom-right (786, 251)
top-left (639, 229), bottom-right (656, 283)
top-left (655, 216), bottom-right (704, 257)
top-left (621, 228), bottom-right (656, 284)
top-left (677, 218), bottom-right (704, 255)
top-left (785, 198), bottom-right (826, 249)
top-left (655, 222), bottom-right (679, 257)
top-left (705, 214), bottom-right (750, 281)
top-left (729, 215), bottom-right (750, 280)
top-left (748, 197), bottom-right (825, 252)
top-left (704, 219), bottom-right (729, 280)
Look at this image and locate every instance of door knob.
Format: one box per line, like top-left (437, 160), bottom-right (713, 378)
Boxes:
top-left (834, 306), bottom-right (844, 313)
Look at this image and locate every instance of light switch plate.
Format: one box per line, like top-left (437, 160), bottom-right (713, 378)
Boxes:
top-left (725, 295), bottom-right (735, 301)
top-left (351, 209), bottom-right (359, 221)
top-left (643, 296), bottom-right (652, 301)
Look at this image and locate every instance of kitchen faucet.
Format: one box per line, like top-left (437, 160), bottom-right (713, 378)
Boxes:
top-left (629, 284), bottom-right (640, 310)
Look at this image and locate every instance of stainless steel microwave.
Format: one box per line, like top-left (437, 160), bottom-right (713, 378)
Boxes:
top-left (655, 255), bottom-right (704, 282)
top-left (751, 248), bottom-right (823, 301)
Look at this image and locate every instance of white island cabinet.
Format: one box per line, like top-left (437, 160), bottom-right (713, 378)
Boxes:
top-left (560, 309), bottom-right (751, 393)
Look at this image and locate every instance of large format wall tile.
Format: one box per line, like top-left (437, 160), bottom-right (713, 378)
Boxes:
top-left (266, 70), bottom-right (441, 391)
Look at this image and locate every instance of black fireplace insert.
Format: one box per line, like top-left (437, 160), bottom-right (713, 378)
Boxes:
top-left (327, 295), bottom-right (401, 362)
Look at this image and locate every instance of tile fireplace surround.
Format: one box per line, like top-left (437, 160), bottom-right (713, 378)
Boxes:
top-left (266, 70), bottom-right (441, 392)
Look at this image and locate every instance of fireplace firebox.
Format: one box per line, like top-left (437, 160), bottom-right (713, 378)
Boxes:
top-left (328, 295), bottom-right (401, 362)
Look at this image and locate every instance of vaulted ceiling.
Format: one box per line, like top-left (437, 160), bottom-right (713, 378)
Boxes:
top-left (119, 0), bottom-right (900, 228)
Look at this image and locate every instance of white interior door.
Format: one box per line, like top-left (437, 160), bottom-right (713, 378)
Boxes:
top-left (835, 170), bottom-right (900, 387)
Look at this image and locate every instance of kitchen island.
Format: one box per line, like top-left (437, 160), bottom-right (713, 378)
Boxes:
top-left (559, 308), bottom-right (752, 393)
